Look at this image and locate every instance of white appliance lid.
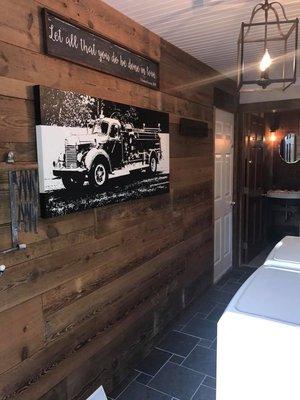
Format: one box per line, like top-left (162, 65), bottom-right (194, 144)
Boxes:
top-left (236, 266), bottom-right (300, 325)
top-left (270, 236), bottom-right (300, 264)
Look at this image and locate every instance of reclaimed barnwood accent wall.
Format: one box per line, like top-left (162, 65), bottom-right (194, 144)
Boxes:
top-left (0, 1), bottom-right (234, 399)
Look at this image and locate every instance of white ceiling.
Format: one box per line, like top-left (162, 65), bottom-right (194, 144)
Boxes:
top-left (104, 0), bottom-right (300, 81)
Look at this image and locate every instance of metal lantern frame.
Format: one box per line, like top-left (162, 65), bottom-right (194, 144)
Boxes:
top-left (238, 0), bottom-right (299, 91)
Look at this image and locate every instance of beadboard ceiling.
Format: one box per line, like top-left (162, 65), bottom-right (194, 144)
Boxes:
top-left (104, 0), bottom-right (300, 81)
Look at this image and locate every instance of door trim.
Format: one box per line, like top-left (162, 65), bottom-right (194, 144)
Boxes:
top-left (214, 107), bottom-right (235, 282)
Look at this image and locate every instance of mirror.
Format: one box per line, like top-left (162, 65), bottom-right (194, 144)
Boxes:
top-left (279, 133), bottom-right (300, 164)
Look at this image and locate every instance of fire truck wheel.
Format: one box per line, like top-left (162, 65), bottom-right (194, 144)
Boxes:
top-left (149, 154), bottom-right (158, 174)
top-left (62, 176), bottom-right (84, 190)
top-left (89, 160), bottom-right (108, 188)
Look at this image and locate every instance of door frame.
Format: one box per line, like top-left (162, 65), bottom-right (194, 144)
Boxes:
top-left (235, 98), bottom-right (300, 268)
top-left (213, 88), bottom-right (238, 274)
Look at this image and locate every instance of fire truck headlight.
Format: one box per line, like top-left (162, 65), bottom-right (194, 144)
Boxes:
top-left (77, 152), bottom-right (83, 163)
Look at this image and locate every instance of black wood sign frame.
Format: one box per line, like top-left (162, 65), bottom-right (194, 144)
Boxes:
top-left (42, 9), bottom-right (159, 89)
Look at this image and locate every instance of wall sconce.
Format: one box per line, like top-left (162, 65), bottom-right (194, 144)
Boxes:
top-left (269, 132), bottom-right (277, 142)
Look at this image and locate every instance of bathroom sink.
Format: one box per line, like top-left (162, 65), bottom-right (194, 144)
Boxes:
top-left (267, 190), bottom-right (300, 199)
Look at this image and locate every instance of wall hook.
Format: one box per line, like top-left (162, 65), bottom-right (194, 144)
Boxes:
top-left (6, 151), bottom-right (15, 164)
top-left (0, 265), bottom-right (5, 276)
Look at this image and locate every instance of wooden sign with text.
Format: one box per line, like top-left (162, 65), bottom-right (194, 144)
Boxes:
top-left (42, 9), bottom-right (159, 89)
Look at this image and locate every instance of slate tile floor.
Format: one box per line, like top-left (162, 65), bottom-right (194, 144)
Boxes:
top-left (109, 267), bottom-right (256, 400)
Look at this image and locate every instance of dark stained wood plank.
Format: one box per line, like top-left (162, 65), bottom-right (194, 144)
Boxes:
top-left (0, 162), bottom-right (37, 172)
top-left (170, 157), bottom-right (213, 187)
top-left (0, 296), bottom-right (44, 375)
top-left (0, 234), bottom-right (210, 400)
top-left (0, 142), bottom-right (37, 162)
top-left (95, 193), bottom-right (172, 238)
top-left (0, 0), bottom-right (227, 398)
top-left (0, 223), bottom-right (13, 252)
top-left (0, 96), bottom-right (35, 143)
top-left (0, 40), bottom-right (160, 111)
top-left (0, 77), bottom-right (34, 100)
top-left (0, 213), bottom-right (183, 313)
top-left (0, 0), bottom-right (41, 52)
top-left (160, 40), bottom-right (214, 105)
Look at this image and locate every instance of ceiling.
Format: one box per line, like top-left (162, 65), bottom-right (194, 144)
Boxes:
top-left (104, 0), bottom-right (300, 82)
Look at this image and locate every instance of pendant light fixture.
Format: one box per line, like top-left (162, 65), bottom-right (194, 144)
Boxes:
top-left (238, 0), bottom-right (298, 91)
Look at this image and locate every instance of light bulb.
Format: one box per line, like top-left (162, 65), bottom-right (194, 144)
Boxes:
top-left (260, 49), bottom-right (272, 72)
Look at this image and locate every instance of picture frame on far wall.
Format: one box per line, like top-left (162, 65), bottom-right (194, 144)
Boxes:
top-left (34, 86), bottom-right (170, 218)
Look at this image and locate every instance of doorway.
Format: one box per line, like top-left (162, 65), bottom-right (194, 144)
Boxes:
top-left (214, 108), bottom-right (234, 282)
top-left (237, 105), bottom-right (300, 269)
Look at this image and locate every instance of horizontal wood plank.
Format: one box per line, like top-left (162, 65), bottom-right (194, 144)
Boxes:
top-left (0, 0), bottom-right (235, 397)
top-left (0, 296), bottom-right (44, 375)
top-left (0, 96), bottom-right (35, 143)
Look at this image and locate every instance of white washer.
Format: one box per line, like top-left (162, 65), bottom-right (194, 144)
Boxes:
top-left (264, 236), bottom-right (300, 269)
top-left (217, 265), bottom-right (300, 400)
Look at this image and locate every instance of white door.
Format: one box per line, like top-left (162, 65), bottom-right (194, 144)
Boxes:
top-left (214, 108), bottom-right (234, 282)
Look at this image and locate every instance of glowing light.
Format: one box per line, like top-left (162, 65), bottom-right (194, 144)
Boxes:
top-left (259, 49), bottom-right (272, 72)
top-left (270, 132), bottom-right (277, 142)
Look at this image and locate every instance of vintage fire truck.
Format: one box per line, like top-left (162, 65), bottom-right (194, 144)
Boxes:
top-left (53, 116), bottom-right (163, 190)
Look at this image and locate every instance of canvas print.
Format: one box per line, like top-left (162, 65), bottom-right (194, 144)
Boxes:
top-left (35, 86), bottom-right (169, 218)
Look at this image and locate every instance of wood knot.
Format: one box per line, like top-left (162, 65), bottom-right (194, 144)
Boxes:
top-left (29, 268), bottom-right (39, 282)
top-left (27, 13), bottom-right (33, 31)
top-left (47, 225), bottom-right (59, 239)
top-left (21, 346), bottom-right (29, 361)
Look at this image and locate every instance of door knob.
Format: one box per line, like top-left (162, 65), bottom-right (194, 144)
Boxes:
top-left (230, 201), bottom-right (236, 206)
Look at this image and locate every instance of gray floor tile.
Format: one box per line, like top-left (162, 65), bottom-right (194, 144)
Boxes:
top-left (136, 372), bottom-right (153, 385)
top-left (214, 274), bottom-right (230, 288)
top-left (189, 300), bottom-right (215, 316)
top-left (198, 338), bottom-right (213, 349)
top-left (206, 305), bottom-right (226, 322)
top-left (183, 345), bottom-right (216, 377)
top-left (239, 266), bottom-right (257, 276)
top-left (169, 321), bottom-right (185, 331)
top-left (193, 385), bottom-right (216, 400)
top-left (158, 331), bottom-right (199, 357)
top-left (203, 376), bottom-right (216, 389)
top-left (137, 348), bottom-right (172, 376)
top-left (202, 289), bottom-right (234, 305)
top-left (111, 268), bottom-right (256, 400)
top-left (183, 315), bottom-right (217, 340)
top-left (230, 269), bottom-right (247, 279)
top-left (221, 282), bottom-right (241, 294)
top-left (174, 308), bottom-right (199, 327)
top-left (117, 381), bottom-right (172, 400)
top-left (109, 370), bottom-right (139, 399)
top-left (210, 338), bottom-right (217, 351)
top-left (148, 362), bottom-right (205, 400)
top-left (170, 354), bottom-right (185, 365)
